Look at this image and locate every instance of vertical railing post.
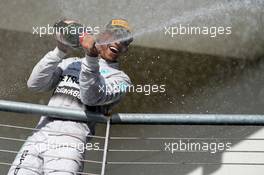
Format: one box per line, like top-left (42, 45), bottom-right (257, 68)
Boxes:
top-left (101, 119), bottom-right (111, 175)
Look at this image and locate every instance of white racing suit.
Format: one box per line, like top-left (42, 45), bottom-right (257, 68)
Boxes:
top-left (8, 47), bottom-right (131, 175)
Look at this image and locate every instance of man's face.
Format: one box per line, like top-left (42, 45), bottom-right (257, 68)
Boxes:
top-left (97, 32), bottom-right (129, 62)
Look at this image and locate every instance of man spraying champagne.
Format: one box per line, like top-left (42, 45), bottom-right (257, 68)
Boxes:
top-left (8, 18), bottom-right (133, 175)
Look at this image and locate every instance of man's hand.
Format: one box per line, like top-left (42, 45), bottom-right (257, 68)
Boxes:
top-left (80, 33), bottom-right (99, 57)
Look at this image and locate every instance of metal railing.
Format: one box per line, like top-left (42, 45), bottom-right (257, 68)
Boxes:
top-left (1, 99), bottom-right (264, 175)
top-left (1, 100), bottom-right (264, 125)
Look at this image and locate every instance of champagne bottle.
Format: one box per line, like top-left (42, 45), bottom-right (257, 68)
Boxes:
top-left (53, 20), bottom-right (88, 49)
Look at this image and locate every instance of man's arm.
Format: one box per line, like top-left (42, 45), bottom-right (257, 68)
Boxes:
top-left (27, 47), bottom-right (66, 92)
top-left (79, 56), bottom-right (131, 106)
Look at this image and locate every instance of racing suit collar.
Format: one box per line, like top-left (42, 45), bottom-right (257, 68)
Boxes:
top-left (99, 58), bottom-right (119, 69)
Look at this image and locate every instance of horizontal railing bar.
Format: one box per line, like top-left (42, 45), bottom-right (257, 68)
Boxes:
top-left (111, 113), bottom-right (264, 125)
top-left (0, 123), bottom-right (106, 139)
top-left (0, 100), bottom-right (107, 123)
top-left (0, 149), bottom-right (103, 164)
top-left (107, 161), bottom-right (264, 166)
top-left (110, 136), bottom-right (264, 140)
top-left (1, 100), bottom-right (264, 125)
top-left (0, 162), bottom-right (99, 175)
